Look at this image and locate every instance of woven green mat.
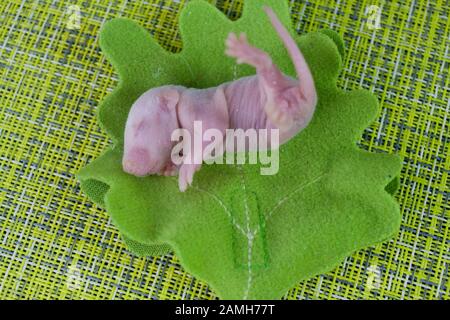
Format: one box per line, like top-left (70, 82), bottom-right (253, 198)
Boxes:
top-left (0, 0), bottom-right (449, 300)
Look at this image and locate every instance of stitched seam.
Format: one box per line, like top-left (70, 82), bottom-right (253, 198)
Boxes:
top-left (252, 174), bottom-right (324, 238)
top-left (238, 165), bottom-right (254, 300)
top-left (192, 185), bottom-right (247, 237)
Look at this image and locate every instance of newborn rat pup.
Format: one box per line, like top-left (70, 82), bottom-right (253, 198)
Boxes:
top-left (122, 6), bottom-right (317, 191)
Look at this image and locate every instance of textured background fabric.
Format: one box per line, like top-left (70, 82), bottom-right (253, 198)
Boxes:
top-left (0, 0), bottom-right (448, 300)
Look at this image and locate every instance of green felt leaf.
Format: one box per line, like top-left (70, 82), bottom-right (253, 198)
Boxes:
top-left (77, 0), bottom-right (402, 299)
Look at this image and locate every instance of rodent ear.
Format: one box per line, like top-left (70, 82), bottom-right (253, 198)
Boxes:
top-left (159, 88), bottom-right (180, 111)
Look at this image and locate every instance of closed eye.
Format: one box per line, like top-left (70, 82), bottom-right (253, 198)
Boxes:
top-left (134, 121), bottom-right (147, 137)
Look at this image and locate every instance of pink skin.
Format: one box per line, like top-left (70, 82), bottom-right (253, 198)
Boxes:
top-left (123, 86), bottom-right (182, 177)
top-left (122, 6), bottom-right (317, 192)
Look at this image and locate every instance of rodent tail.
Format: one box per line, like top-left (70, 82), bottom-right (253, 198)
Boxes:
top-left (263, 6), bottom-right (317, 104)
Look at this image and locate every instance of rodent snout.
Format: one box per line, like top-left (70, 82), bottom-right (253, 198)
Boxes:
top-left (122, 148), bottom-right (153, 176)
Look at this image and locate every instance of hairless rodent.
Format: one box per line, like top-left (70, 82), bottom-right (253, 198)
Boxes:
top-left (122, 6), bottom-right (318, 191)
